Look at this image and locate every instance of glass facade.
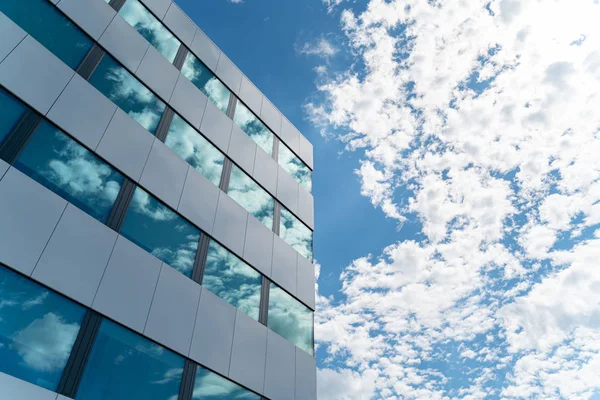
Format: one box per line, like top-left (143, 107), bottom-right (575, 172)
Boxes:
top-left (119, 0), bottom-right (181, 63)
top-left (202, 241), bottom-right (262, 321)
top-left (193, 366), bottom-right (260, 400)
top-left (227, 164), bottom-right (274, 229)
top-left (181, 53), bottom-right (231, 114)
top-left (14, 121), bottom-right (124, 223)
top-left (279, 141), bottom-right (312, 192)
top-left (233, 101), bottom-right (274, 156)
top-left (89, 55), bottom-right (166, 135)
top-left (280, 206), bottom-right (313, 260)
top-left (76, 320), bottom-right (184, 400)
top-left (164, 114), bottom-right (224, 187)
top-left (0, 0), bottom-right (93, 69)
top-left (0, 89), bottom-right (27, 145)
top-left (268, 283), bottom-right (314, 355)
top-left (120, 187), bottom-right (200, 277)
top-left (0, 266), bottom-right (85, 391)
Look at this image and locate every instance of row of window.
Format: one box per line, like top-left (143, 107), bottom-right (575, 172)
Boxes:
top-left (111, 0), bottom-right (312, 193)
top-left (0, 0), bottom-right (313, 260)
top-left (0, 264), bottom-right (261, 399)
top-left (0, 87), bottom-right (314, 355)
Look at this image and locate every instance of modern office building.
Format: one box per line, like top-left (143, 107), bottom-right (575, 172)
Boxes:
top-left (0, 0), bottom-right (315, 399)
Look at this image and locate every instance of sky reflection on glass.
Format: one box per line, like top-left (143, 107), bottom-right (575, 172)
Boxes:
top-left (203, 241), bottom-right (261, 321)
top-left (278, 141), bottom-right (312, 193)
top-left (233, 102), bottom-right (274, 156)
top-left (193, 366), bottom-right (260, 400)
top-left (76, 320), bottom-right (184, 400)
top-left (0, 88), bottom-right (27, 145)
top-left (89, 55), bottom-right (166, 135)
top-left (0, 0), bottom-right (93, 69)
top-left (181, 53), bottom-right (231, 113)
top-left (165, 114), bottom-right (224, 186)
top-left (0, 266), bottom-right (85, 391)
top-left (268, 283), bottom-right (314, 355)
top-left (119, 0), bottom-right (180, 63)
top-left (120, 187), bottom-right (200, 277)
top-left (279, 207), bottom-right (313, 260)
top-left (15, 122), bottom-right (124, 223)
top-left (228, 164), bottom-right (274, 229)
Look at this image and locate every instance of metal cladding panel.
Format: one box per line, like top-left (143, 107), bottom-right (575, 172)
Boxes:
top-left (169, 74), bottom-right (208, 129)
top-left (144, 264), bottom-right (202, 355)
top-left (47, 73), bottom-right (117, 150)
top-left (264, 331), bottom-right (296, 400)
top-left (135, 45), bottom-right (179, 101)
top-left (92, 236), bottom-right (162, 333)
top-left (0, 168), bottom-right (67, 276)
top-left (162, 3), bottom-right (196, 46)
top-left (99, 16), bottom-right (149, 72)
top-left (189, 289), bottom-right (237, 376)
top-left (243, 216), bottom-right (275, 277)
top-left (0, 372), bottom-right (58, 400)
top-left (189, 28), bottom-right (220, 72)
top-left (139, 138), bottom-right (189, 209)
top-left (0, 35), bottom-right (74, 115)
top-left (140, 0), bottom-right (172, 19)
top-left (211, 193), bottom-right (249, 257)
top-left (96, 108), bottom-right (155, 181)
top-left (0, 12), bottom-right (27, 63)
top-left (32, 204), bottom-right (118, 306)
top-left (272, 235), bottom-right (299, 296)
top-left (57, 0), bottom-right (116, 40)
top-left (177, 166), bottom-right (220, 234)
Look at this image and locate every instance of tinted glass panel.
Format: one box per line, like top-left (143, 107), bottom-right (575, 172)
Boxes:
top-left (233, 102), bottom-right (274, 156)
top-left (193, 366), bottom-right (260, 400)
top-left (228, 164), bottom-right (274, 229)
top-left (165, 114), bottom-right (224, 186)
top-left (0, 266), bottom-right (85, 391)
top-left (89, 55), bottom-right (166, 134)
top-left (280, 207), bottom-right (313, 260)
top-left (268, 283), bottom-right (313, 355)
top-left (279, 142), bottom-right (312, 192)
top-left (120, 187), bottom-right (200, 277)
top-left (119, 0), bottom-right (180, 63)
top-left (203, 241), bottom-right (261, 321)
top-left (181, 53), bottom-right (230, 113)
top-left (0, 0), bottom-right (93, 69)
top-left (76, 320), bottom-right (184, 400)
top-left (0, 89), bottom-right (28, 145)
top-left (14, 121), bottom-right (124, 223)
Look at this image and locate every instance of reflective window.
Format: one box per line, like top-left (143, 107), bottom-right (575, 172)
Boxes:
top-left (119, 0), bottom-right (181, 63)
top-left (89, 55), bottom-right (166, 134)
top-left (233, 102), bottom-right (274, 156)
top-left (280, 207), bottom-right (313, 260)
top-left (228, 164), bottom-right (274, 229)
top-left (0, 0), bottom-right (93, 69)
top-left (120, 187), bottom-right (200, 277)
top-left (268, 283), bottom-right (313, 355)
top-left (0, 89), bottom-right (27, 145)
top-left (202, 241), bottom-right (261, 321)
top-left (165, 114), bottom-right (224, 187)
top-left (76, 320), bottom-right (184, 400)
top-left (181, 53), bottom-right (231, 113)
top-left (0, 266), bottom-right (86, 391)
top-left (193, 365), bottom-right (260, 400)
top-left (14, 122), bottom-right (124, 223)
top-left (279, 142), bottom-right (312, 192)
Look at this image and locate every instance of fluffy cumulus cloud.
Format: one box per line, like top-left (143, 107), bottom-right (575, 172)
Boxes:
top-left (309, 0), bottom-right (600, 398)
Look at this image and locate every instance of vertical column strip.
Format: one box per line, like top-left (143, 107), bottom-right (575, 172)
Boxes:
top-left (155, 107), bottom-right (175, 142)
top-left (258, 277), bottom-right (270, 326)
top-left (105, 178), bottom-right (137, 232)
top-left (76, 44), bottom-right (106, 81)
top-left (173, 46), bottom-right (189, 71)
top-left (0, 110), bottom-right (42, 165)
top-left (177, 360), bottom-right (198, 400)
top-left (191, 234), bottom-right (211, 285)
top-left (108, 0), bottom-right (127, 12)
top-left (219, 158), bottom-right (233, 192)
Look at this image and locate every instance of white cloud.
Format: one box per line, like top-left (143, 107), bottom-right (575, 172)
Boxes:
top-left (308, 0), bottom-right (600, 397)
top-left (12, 313), bottom-right (80, 372)
top-left (297, 37), bottom-right (339, 60)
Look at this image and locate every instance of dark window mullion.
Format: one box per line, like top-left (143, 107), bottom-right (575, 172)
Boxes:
top-left (191, 234), bottom-right (211, 285)
top-left (258, 277), bottom-right (270, 326)
top-left (105, 178), bottom-right (137, 232)
top-left (272, 136), bottom-right (279, 163)
top-left (173, 45), bottom-right (189, 71)
top-left (177, 360), bottom-right (198, 400)
top-left (108, 0), bottom-right (127, 12)
top-left (155, 107), bottom-right (176, 142)
top-left (219, 158), bottom-right (233, 192)
top-left (226, 95), bottom-right (237, 120)
top-left (76, 44), bottom-right (106, 81)
top-left (57, 310), bottom-right (103, 398)
top-left (273, 201), bottom-right (281, 235)
top-left (0, 110), bottom-right (42, 165)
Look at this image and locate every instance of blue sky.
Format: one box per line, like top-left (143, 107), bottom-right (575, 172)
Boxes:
top-left (179, 0), bottom-right (600, 399)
